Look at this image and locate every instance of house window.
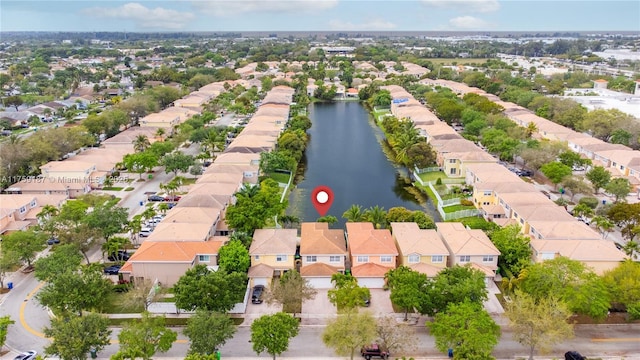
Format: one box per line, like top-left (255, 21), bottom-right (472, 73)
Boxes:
top-left (357, 256), bottom-right (369, 263)
top-left (198, 255), bottom-right (210, 262)
top-left (380, 256), bottom-right (392, 263)
top-left (432, 255), bottom-right (444, 263)
top-left (30, 200), bottom-right (37, 207)
top-left (450, 168), bottom-right (457, 175)
top-left (482, 255), bottom-right (494, 263)
top-left (408, 254), bottom-right (420, 263)
top-left (254, 255), bottom-right (260, 261)
top-left (306, 256), bottom-right (317, 263)
top-left (520, 218), bottom-right (524, 224)
top-left (484, 191), bottom-right (492, 196)
top-left (449, 159), bottom-right (456, 163)
top-left (541, 253), bottom-right (554, 260)
top-left (19, 206), bottom-right (26, 214)
top-left (276, 255), bottom-right (287, 262)
top-left (459, 255), bottom-right (470, 263)
top-left (329, 256), bottom-right (341, 263)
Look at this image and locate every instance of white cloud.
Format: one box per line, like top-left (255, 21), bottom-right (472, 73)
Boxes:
top-left (328, 19), bottom-right (397, 31)
top-left (191, 0), bottom-right (339, 17)
top-left (82, 3), bottom-right (195, 29)
top-left (422, 0), bottom-right (500, 13)
top-left (448, 15), bottom-right (492, 29)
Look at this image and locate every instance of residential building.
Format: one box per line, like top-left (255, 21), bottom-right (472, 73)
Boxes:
top-left (299, 222), bottom-right (348, 288)
top-left (248, 229), bottom-right (298, 287)
top-left (346, 222), bottom-right (398, 288)
top-left (391, 222), bottom-right (448, 277)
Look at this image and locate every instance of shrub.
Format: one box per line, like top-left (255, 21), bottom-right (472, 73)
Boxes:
top-left (579, 196), bottom-right (599, 209)
top-left (628, 302), bottom-right (640, 320)
top-left (435, 178), bottom-right (442, 185)
top-left (460, 199), bottom-right (474, 206)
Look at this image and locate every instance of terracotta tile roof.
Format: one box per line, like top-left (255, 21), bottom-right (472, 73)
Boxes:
top-left (187, 183), bottom-right (241, 198)
top-left (469, 263), bottom-right (496, 277)
top-left (0, 194), bottom-right (35, 209)
top-left (300, 222), bottom-right (347, 255)
top-left (300, 263), bottom-right (342, 277)
top-left (249, 229), bottom-right (298, 255)
top-left (176, 194), bottom-right (228, 210)
top-left (530, 239), bottom-right (626, 262)
top-left (390, 222), bottom-right (448, 256)
top-left (408, 262), bottom-right (444, 278)
top-left (528, 220), bottom-right (602, 240)
top-left (436, 222), bottom-right (500, 256)
top-left (146, 222), bottom-right (212, 241)
top-left (346, 222), bottom-right (398, 256)
top-left (196, 172), bottom-right (243, 185)
top-left (351, 262), bottom-right (393, 278)
top-left (41, 160), bottom-right (95, 172)
top-left (126, 240), bottom-right (224, 263)
top-left (248, 263), bottom-right (275, 277)
top-left (162, 207), bottom-right (221, 224)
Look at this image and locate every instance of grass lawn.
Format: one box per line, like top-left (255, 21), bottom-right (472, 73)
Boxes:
top-left (102, 292), bottom-right (145, 314)
top-left (102, 187), bottom-right (124, 191)
top-left (108, 316), bottom-right (244, 327)
top-left (181, 178), bottom-right (197, 185)
top-left (124, 187), bottom-right (134, 191)
top-left (416, 184), bottom-right (438, 206)
top-left (456, 216), bottom-right (500, 231)
top-left (442, 204), bottom-right (476, 213)
top-left (417, 171), bottom-right (446, 183)
top-left (268, 171), bottom-right (291, 184)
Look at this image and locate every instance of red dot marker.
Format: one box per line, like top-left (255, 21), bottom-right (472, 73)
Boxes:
top-left (311, 185), bottom-right (334, 217)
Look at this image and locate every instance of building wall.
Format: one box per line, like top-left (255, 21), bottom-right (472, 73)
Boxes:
top-left (300, 254), bottom-right (346, 269)
top-left (129, 262), bottom-right (192, 287)
top-left (449, 254), bottom-right (498, 271)
top-left (42, 169), bottom-right (93, 180)
top-left (251, 254), bottom-right (295, 271)
top-left (400, 254), bottom-right (448, 268)
top-left (350, 254), bottom-right (397, 268)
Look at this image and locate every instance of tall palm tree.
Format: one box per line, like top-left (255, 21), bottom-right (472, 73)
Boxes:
top-left (364, 205), bottom-right (387, 229)
top-left (133, 135), bottom-right (150, 152)
top-left (237, 184), bottom-right (260, 199)
top-left (155, 128), bottom-right (166, 141)
top-left (157, 202), bottom-right (169, 215)
top-left (622, 241), bottom-right (639, 260)
top-left (592, 216), bottom-right (614, 239)
top-left (342, 204), bottom-right (364, 222)
top-left (142, 207), bottom-right (157, 228)
top-left (279, 215), bottom-right (300, 229)
top-left (525, 122), bottom-right (538, 138)
top-left (127, 215), bottom-right (143, 245)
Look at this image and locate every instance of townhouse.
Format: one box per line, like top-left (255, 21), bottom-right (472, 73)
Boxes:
top-left (391, 222), bottom-right (448, 277)
top-left (346, 222), bottom-right (398, 288)
top-left (248, 229), bottom-right (298, 287)
top-left (299, 222), bottom-right (348, 288)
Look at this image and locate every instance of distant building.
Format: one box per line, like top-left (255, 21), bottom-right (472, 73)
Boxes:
top-left (593, 79), bottom-right (608, 89)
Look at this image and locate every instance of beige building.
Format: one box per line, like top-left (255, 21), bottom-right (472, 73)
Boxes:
top-left (436, 222), bottom-right (500, 279)
top-left (346, 222), bottom-right (398, 288)
top-left (530, 239), bottom-right (625, 275)
top-left (391, 222), bottom-right (448, 277)
top-left (299, 222), bottom-right (348, 288)
top-left (248, 229), bottom-right (298, 287)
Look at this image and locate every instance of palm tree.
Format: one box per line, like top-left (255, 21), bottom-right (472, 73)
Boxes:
top-left (525, 122), bottom-right (538, 138)
top-left (155, 128), bottom-right (166, 141)
top-left (622, 241), bottom-right (639, 260)
top-left (157, 202), bottom-right (169, 215)
top-left (102, 176), bottom-right (114, 189)
top-left (142, 207), bottom-right (157, 228)
top-left (237, 183), bottom-right (260, 199)
top-left (133, 135), bottom-right (151, 152)
top-left (127, 215), bottom-right (143, 245)
top-left (279, 215), bottom-right (300, 229)
top-left (592, 216), bottom-right (614, 239)
top-left (342, 204), bottom-right (364, 222)
top-left (364, 205), bottom-right (387, 229)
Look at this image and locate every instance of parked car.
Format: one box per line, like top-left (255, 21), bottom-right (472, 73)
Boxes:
top-left (361, 344), bottom-right (389, 359)
top-left (164, 195), bottom-right (181, 202)
top-left (251, 285), bottom-right (265, 304)
top-left (148, 195), bottom-right (164, 202)
top-left (362, 296), bottom-right (371, 307)
top-left (46, 237), bottom-right (60, 245)
top-left (108, 250), bottom-right (130, 261)
top-left (139, 227), bottom-right (152, 237)
top-left (14, 351), bottom-right (37, 360)
top-left (104, 265), bottom-right (122, 275)
top-left (517, 169), bottom-right (534, 177)
top-left (565, 351), bottom-right (586, 360)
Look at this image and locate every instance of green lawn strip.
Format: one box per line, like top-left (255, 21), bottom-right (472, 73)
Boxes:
top-left (181, 178), bottom-right (197, 185)
top-left (442, 204), bottom-right (476, 213)
top-left (415, 184), bottom-right (440, 207)
top-left (102, 292), bottom-right (144, 314)
top-left (267, 171), bottom-right (291, 184)
top-left (417, 171), bottom-right (447, 183)
top-left (102, 187), bottom-right (124, 191)
top-left (108, 316), bottom-right (243, 327)
top-left (124, 187), bottom-right (134, 191)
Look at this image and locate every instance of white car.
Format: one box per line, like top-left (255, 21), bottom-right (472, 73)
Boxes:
top-left (14, 351), bottom-right (37, 360)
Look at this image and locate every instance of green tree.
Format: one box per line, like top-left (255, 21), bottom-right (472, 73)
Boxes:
top-left (5, 95), bottom-right (23, 111)
top-left (123, 152), bottom-right (159, 179)
top-left (322, 309), bottom-right (377, 360)
top-left (251, 312), bottom-right (300, 360)
top-left (225, 179), bottom-right (286, 234)
top-left (586, 166), bottom-right (611, 194)
top-left (327, 274), bottom-right (371, 311)
top-left (603, 260), bottom-right (640, 310)
top-left (505, 291), bottom-right (574, 360)
top-left (364, 205), bottom-right (387, 229)
top-left (607, 203), bottom-right (640, 241)
top-left (84, 203), bottom-right (129, 241)
top-left (217, 240), bottom-right (250, 274)
top-left (266, 270), bottom-right (317, 315)
top-left (561, 176), bottom-right (593, 201)
top-left (385, 266), bottom-right (429, 320)
top-left (112, 312), bottom-right (177, 360)
top-left (605, 177), bottom-right (632, 203)
top-left (44, 313), bottom-right (111, 360)
top-left (519, 257), bottom-right (610, 320)
top-left (0, 316), bottom-right (14, 350)
top-left (422, 265), bottom-right (488, 316)
top-left (36, 264), bottom-right (113, 316)
top-left (540, 161), bottom-right (572, 189)
top-left (184, 310), bottom-right (236, 355)
top-left (162, 152), bottom-right (195, 176)
top-left (173, 264), bottom-right (247, 312)
top-left (133, 135), bottom-right (151, 152)
top-left (342, 204), bottom-right (365, 222)
top-left (488, 225), bottom-right (532, 277)
top-left (33, 244), bottom-right (83, 281)
top-left (1, 229), bottom-right (46, 267)
top-left (316, 215), bottom-right (338, 225)
top-left (427, 301), bottom-right (500, 360)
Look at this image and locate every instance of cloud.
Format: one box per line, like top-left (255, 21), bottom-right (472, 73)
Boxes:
top-left (448, 15), bottom-right (492, 29)
top-left (328, 19), bottom-right (397, 31)
top-left (82, 3), bottom-right (195, 29)
top-left (422, 0), bottom-right (500, 13)
top-left (191, 0), bottom-right (339, 17)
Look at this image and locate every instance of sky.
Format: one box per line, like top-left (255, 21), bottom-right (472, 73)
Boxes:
top-left (0, 0), bottom-right (638, 33)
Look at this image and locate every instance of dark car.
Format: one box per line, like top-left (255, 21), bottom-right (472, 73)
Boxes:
top-left (46, 237), bottom-right (60, 245)
top-left (361, 344), bottom-right (389, 359)
top-left (14, 351), bottom-right (37, 360)
top-left (251, 285), bottom-right (265, 304)
top-left (362, 295), bottom-right (371, 307)
top-left (104, 265), bottom-right (122, 275)
top-left (108, 251), bottom-right (130, 262)
top-left (148, 195), bottom-right (165, 202)
top-left (565, 351), bottom-right (586, 360)
top-left (517, 169), bottom-right (534, 177)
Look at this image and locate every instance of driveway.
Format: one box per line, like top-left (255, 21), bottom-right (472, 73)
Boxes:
top-left (367, 289), bottom-right (395, 316)
top-left (301, 289), bottom-right (336, 325)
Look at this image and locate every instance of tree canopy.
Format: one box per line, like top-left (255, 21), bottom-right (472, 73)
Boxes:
top-left (44, 313), bottom-right (111, 360)
top-left (184, 310), bottom-right (236, 355)
top-left (322, 309), bottom-right (377, 360)
top-left (173, 264), bottom-right (247, 312)
top-left (251, 312), bottom-right (299, 360)
top-left (112, 312), bottom-right (177, 360)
